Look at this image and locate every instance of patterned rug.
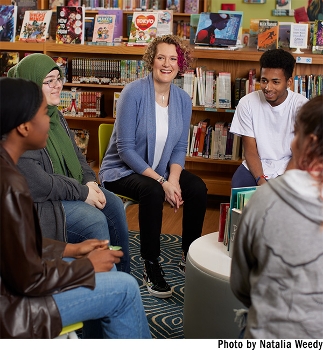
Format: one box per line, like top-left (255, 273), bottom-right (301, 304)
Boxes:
top-left (129, 231), bottom-right (185, 339)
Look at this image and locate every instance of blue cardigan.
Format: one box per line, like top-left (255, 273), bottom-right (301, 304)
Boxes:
top-left (99, 73), bottom-right (192, 183)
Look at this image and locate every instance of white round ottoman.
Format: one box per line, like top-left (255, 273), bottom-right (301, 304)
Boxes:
top-left (183, 232), bottom-right (245, 339)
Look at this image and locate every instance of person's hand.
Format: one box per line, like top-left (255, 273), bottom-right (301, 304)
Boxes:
top-left (64, 239), bottom-right (109, 258)
top-left (162, 181), bottom-right (184, 213)
top-left (88, 249), bottom-right (123, 272)
top-left (85, 182), bottom-right (106, 209)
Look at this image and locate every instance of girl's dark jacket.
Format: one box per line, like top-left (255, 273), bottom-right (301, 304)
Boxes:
top-left (0, 145), bottom-right (95, 338)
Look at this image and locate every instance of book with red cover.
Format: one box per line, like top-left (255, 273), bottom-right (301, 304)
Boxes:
top-left (56, 6), bottom-right (85, 44)
top-left (197, 119), bottom-right (209, 157)
top-left (218, 203), bottom-right (230, 242)
top-left (257, 20), bottom-right (278, 51)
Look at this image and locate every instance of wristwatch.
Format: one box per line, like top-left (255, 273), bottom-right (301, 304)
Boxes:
top-left (157, 176), bottom-right (167, 185)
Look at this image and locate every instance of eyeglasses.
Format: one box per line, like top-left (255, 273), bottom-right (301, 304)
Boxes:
top-left (42, 77), bottom-right (66, 88)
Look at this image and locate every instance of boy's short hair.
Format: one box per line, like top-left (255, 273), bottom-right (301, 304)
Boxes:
top-left (260, 49), bottom-right (296, 80)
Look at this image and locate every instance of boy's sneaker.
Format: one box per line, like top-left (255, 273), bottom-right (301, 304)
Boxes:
top-left (143, 260), bottom-right (172, 298)
top-left (178, 250), bottom-right (187, 276)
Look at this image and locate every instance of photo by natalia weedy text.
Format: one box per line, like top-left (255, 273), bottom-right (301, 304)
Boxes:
top-left (218, 339), bottom-right (323, 350)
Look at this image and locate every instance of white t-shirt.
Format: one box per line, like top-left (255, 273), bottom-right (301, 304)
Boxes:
top-left (152, 102), bottom-right (169, 170)
top-left (230, 90), bottom-right (308, 178)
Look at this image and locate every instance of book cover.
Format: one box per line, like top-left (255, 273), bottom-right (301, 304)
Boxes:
top-left (249, 18), bottom-right (268, 48)
top-left (84, 17), bottom-right (94, 41)
top-left (228, 208), bottom-right (242, 258)
top-left (49, 0), bottom-right (64, 10)
top-left (312, 20), bottom-right (323, 54)
top-left (218, 203), bottom-right (230, 242)
top-left (0, 51), bottom-right (19, 77)
top-left (234, 77), bottom-right (241, 107)
top-left (92, 14), bottom-right (115, 43)
top-left (294, 6), bottom-right (309, 23)
top-left (278, 22), bottom-right (291, 48)
top-left (52, 56), bottom-right (68, 81)
top-left (216, 72), bottom-right (231, 109)
top-left (113, 91), bottom-right (120, 118)
top-left (19, 10), bottom-right (52, 42)
top-left (16, 0), bottom-right (37, 39)
top-left (190, 13), bottom-right (200, 45)
top-left (248, 68), bottom-right (256, 93)
top-left (156, 10), bottom-right (173, 37)
top-left (129, 12), bottom-right (158, 43)
top-left (56, 6), bottom-right (85, 45)
top-left (184, 0), bottom-right (199, 14)
top-left (0, 5), bottom-right (17, 42)
top-left (166, 0), bottom-right (180, 13)
top-left (231, 134), bottom-right (241, 160)
top-left (276, 0), bottom-right (291, 10)
top-left (197, 119), bottom-right (209, 157)
top-left (98, 9), bottom-right (123, 42)
top-left (257, 20), bottom-right (279, 51)
top-left (71, 128), bottom-right (89, 156)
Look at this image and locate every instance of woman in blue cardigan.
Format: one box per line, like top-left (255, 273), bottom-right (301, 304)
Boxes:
top-left (100, 35), bottom-right (208, 298)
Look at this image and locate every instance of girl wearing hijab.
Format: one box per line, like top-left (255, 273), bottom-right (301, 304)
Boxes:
top-left (7, 53), bottom-right (130, 274)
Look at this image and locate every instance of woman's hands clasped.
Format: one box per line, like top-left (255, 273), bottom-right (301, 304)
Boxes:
top-left (85, 181), bottom-right (106, 209)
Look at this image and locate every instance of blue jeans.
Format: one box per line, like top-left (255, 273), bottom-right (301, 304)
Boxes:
top-left (62, 187), bottom-right (130, 273)
top-left (52, 271), bottom-right (151, 339)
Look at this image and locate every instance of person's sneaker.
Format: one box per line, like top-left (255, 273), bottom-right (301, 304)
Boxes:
top-left (178, 250), bottom-right (186, 276)
top-left (143, 260), bottom-right (172, 298)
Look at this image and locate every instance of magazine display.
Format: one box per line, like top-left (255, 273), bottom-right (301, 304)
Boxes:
top-left (56, 6), bottom-right (85, 44)
top-left (0, 5), bottom-right (17, 42)
top-left (92, 14), bottom-right (115, 43)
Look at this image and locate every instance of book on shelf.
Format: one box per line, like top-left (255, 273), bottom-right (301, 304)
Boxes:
top-left (15, 0), bottom-right (37, 39)
top-left (188, 124), bottom-right (198, 157)
top-left (272, 9), bottom-right (294, 16)
top-left (84, 17), bottom-right (94, 41)
top-left (49, 0), bottom-right (64, 10)
top-left (276, 0), bottom-right (291, 10)
top-left (240, 77), bottom-right (247, 99)
top-left (52, 56), bottom-right (68, 81)
top-left (218, 10), bottom-right (243, 45)
top-left (67, 0), bottom-right (81, 5)
top-left (218, 203), bottom-right (230, 242)
top-left (257, 20), bottom-right (279, 51)
top-left (203, 125), bottom-right (213, 158)
top-left (0, 51), bottom-right (19, 77)
top-left (58, 88), bottom-right (105, 118)
top-left (166, 0), bottom-right (181, 12)
top-left (190, 13), bottom-right (200, 45)
top-left (56, 6), bottom-right (85, 45)
top-left (231, 134), bottom-right (242, 161)
top-left (248, 68), bottom-right (257, 93)
top-left (234, 77), bottom-right (241, 107)
top-left (113, 91), bottom-right (120, 118)
top-left (216, 72), bottom-right (231, 109)
top-left (0, 5), bottom-right (17, 42)
top-left (197, 119), bottom-right (209, 157)
top-left (184, 0), bottom-right (199, 14)
top-left (92, 14), bottom-right (115, 43)
top-left (19, 9), bottom-right (52, 42)
top-left (249, 18), bottom-right (268, 48)
top-left (224, 122), bottom-right (234, 160)
top-left (70, 128), bottom-right (90, 156)
top-left (204, 70), bottom-right (215, 108)
top-left (98, 9), bottom-right (123, 42)
top-left (128, 12), bottom-right (158, 43)
top-left (278, 22), bottom-right (291, 48)
top-left (294, 7), bottom-right (309, 23)
top-left (312, 20), bottom-right (323, 54)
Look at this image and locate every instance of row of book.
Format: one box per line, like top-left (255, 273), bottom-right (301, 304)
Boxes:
top-left (187, 120), bottom-right (242, 161)
top-left (294, 75), bottom-right (323, 100)
top-left (58, 88), bottom-right (105, 117)
top-left (70, 57), bottom-right (149, 84)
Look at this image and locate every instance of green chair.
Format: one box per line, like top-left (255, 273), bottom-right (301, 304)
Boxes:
top-left (98, 123), bottom-right (138, 212)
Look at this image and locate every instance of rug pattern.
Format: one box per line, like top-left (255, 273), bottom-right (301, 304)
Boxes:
top-left (129, 231), bottom-right (185, 339)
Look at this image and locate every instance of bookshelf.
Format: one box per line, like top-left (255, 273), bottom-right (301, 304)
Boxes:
top-left (2, 29), bottom-right (322, 195)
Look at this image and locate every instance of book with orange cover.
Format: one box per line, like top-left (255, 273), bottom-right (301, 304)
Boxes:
top-left (218, 203), bottom-right (230, 242)
top-left (257, 20), bottom-right (278, 51)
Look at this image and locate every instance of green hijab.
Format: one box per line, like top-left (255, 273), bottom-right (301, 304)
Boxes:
top-left (8, 53), bottom-right (83, 183)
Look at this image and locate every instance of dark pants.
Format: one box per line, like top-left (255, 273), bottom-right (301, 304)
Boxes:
top-left (231, 164), bottom-right (257, 188)
top-left (104, 169), bottom-right (207, 261)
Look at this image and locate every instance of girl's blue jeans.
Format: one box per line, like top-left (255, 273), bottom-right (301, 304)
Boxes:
top-left (52, 271), bottom-right (151, 339)
top-left (62, 187), bottom-right (130, 273)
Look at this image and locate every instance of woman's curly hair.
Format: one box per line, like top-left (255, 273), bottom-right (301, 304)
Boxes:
top-left (142, 34), bottom-right (192, 74)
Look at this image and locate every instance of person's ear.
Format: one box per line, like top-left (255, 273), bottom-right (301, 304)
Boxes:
top-left (287, 77), bottom-right (293, 88)
top-left (16, 122), bottom-right (30, 137)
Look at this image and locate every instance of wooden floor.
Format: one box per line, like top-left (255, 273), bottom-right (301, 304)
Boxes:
top-left (125, 195), bottom-right (230, 236)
